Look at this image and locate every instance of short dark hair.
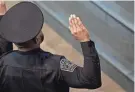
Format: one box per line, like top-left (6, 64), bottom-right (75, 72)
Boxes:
top-left (15, 38), bottom-right (36, 49)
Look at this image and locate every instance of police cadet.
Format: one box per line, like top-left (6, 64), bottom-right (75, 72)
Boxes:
top-left (0, 2), bottom-right (101, 92)
top-left (0, 1), bottom-right (13, 56)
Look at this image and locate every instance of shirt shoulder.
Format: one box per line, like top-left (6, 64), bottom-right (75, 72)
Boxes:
top-left (0, 50), bottom-right (14, 66)
top-left (0, 50), bottom-right (14, 59)
top-left (46, 54), bottom-right (63, 68)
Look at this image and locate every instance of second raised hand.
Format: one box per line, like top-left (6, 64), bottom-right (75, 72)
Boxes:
top-left (69, 14), bottom-right (90, 42)
top-left (0, 1), bottom-right (7, 15)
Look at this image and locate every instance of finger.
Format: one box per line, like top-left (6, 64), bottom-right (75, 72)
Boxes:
top-left (71, 14), bottom-right (77, 33)
top-left (69, 15), bottom-right (72, 27)
top-left (75, 17), bottom-right (81, 31)
top-left (76, 17), bottom-right (88, 32)
top-left (69, 14), bottom-right (75, 34)
top-left (76, 17), bottom-right (81, 26)
top-left (77, 17), bottom-right (84, 28)
top-left (69, 26), bottom-right (74, 34)
top-left (72, 14), bottom-right (78, 31)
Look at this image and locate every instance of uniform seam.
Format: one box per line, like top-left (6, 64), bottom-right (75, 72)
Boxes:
top-left (1, 65), bottom-right (47, 71)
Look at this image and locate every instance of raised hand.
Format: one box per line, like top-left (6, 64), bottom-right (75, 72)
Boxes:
top-left (0, 1), bottom-right (6, 15)
top-left (69, 14), bottom-right (90, 42)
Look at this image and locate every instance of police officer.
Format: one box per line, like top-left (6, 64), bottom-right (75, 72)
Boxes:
top-left (0, 2), bottom-right (101, 92)
top-left (0, 1), bottom-right (13, 56)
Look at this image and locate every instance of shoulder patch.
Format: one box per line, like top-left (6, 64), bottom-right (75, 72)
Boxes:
top-left (60, 58), bottom-right (77, 72)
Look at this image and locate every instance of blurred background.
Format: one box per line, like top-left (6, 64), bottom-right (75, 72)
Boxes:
top-left (6, 1), bottom-right (134, 92)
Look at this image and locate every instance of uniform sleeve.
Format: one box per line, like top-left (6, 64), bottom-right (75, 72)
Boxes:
top-left (57, 40), bottom-right (102, 89)
top-left (0, 15), bottom-right (13, 56)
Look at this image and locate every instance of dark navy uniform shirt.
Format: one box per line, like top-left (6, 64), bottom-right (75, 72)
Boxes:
top-left (0, 40), bottom-right (101, 92)
top-left (0, 15), bottom-right (13, 56)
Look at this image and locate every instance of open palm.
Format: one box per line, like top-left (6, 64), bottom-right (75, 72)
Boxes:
top-left (69, 14), bottom-right (90, 42)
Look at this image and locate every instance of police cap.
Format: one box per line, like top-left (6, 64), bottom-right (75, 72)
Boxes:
top-left (0, 2), bottom-right (44, 43)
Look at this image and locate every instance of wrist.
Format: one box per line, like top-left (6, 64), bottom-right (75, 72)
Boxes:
top-left (80, 38), bottom-right (90, 42)
top-left (0, 13), bottom-right (5, 15)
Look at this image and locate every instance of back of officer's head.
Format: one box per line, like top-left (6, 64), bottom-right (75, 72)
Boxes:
top-left (15, 31), bottom-right (44, 49)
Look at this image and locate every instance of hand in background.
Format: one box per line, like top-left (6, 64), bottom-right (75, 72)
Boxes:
top-left (69, 14), bottom-right (90, 42)
top-left (0, 1), bottom-right (6, 15)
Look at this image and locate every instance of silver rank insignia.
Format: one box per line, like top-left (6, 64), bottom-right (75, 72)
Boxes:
top-left (60, 58), bottom-right (77, 72)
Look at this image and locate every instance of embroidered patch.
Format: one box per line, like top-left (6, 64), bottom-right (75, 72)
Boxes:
top-left (60, 58), bottom-right (77, 72)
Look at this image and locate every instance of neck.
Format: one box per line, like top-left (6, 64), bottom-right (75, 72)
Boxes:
top-left (18, 45), bottom-right (40, 52)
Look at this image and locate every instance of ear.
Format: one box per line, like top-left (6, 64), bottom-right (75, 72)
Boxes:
top-left (40, 34), bottom-right (44, 43)
top-left (35, 37), bottom-right (40, 44)
top-left (35, 34), bottom-right (44, 45)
